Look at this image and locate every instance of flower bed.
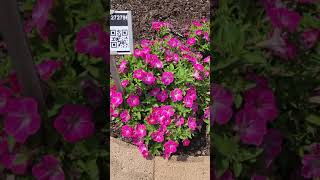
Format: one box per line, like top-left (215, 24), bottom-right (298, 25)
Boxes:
top-left (212, 0), bottom-right (320, 179)
top-left (110, 19), bottom-right (211, 159)
top-left (0, 0), bottom-right (108, 179)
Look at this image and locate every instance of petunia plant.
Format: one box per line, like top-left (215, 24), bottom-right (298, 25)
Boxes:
top-left (110, 19), bottom-right (210, 159)
top-left (212, 0), bottom-right (320, 179)
top-left (0, 0), bottom-right (108, 179)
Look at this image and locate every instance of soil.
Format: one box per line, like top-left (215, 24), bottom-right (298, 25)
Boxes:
top-left (110, 0), bottom-right (210, 157)
top-left (111, 0), bottom-right (210, 42)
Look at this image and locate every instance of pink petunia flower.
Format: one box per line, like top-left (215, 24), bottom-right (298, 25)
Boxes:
top-left (142, 72), bottom-right (156, 85)
top-left (161, 72), bottom-right (174, 86)
top-left (4, 98), bottom-right (41, 143)
top-left (1, 152), bottom-right (29, 175)
top-left (110, 91), bottom-right (123, 108)
top-left (138, 144), bottom-right (150, 158)
top-left (244, 86), bottom-right (278, 122)
top-left (0, 86), bottom-right (13, 114)
top-left (32, 155), bottom-right (65, 180)
top-left (163, 140), bottom-right (179, 159)
top-left (183, 139), bottom-right (190, 146)
top-left (134, 124), bottom-right (147, 138)
top-left (120, 110), bottom-right (131, 123)
top-left (127, 94), bottom-right (140, 107)
top-left (301, 143), bottom-right (320, 178)
top-left (175, 117), bottom-right (185, 127)
top-left (234, 108), bottom-right (267, 146)
top-left (183, 95), bottom-right (194, 108)
top-left (187, 117), bottom-right (197, 130)
top-left (170, 88), bottom-right (183, 102)
top-left (121, 125), bottom-right (133, 138)
top-left (156, 90), bottom-right (168, 102)
top-left (118, 59), bottom-right (127, 73)
top-left (151, 22), bottom-right (170, 31)
top-left (133, 69), bottom-right (145, 80)
top-left (36, 59), bottom-right (62, 81)
top-left (75, 23), bottom-right (108, 58)
top-left (121, 80), bottom-right (130, 88)
top-left (167, 37), bottom-right (180, 48)
top-left (192, 21), bottom-right (202, 27)
top-left (54, 104), bottom-right (94, 143)
top-left (203, 56), bottom-right (210, 63)
top-left (187, 37), bottom-right (196, 46)
top-left (195, 30), bottom-right (202, 36)
top-left (211, 84), bottom-right (234, 125)
top-left (150, 87), bottom-right (161, 97)
top-left (30, 0), bottom-right (54, 36)
top-left (151, 131), bottom-right (164, 143)
top-left (301, 28), bottom-right (320, 50)
top-left (194, 63), bottom-right (204, 72)
top-left (219, 170), bottom-right (235, 180)
top-left (267, 8), bottom-right (301, 32)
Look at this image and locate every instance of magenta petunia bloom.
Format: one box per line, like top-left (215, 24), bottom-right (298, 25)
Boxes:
top-left (138, 144), bottom-right (150, 158)
top-left (187, 117), bottom-right (197, 130)
top-left (127, 94), bottom-right (140, 107)
top-left (54, 104), bottom-right (94, 143)
top-left (187, 37), bottom-right (196, 46)
top-left (110, 91), bottom-right (123, 108)
top-left (301, 154), bottom-right (320, 178)
top-left (244, 86), bottom-right (278, 122)
top-left (183, 139), bottom-right (190, 146)
top-left (175, 117), bottom-right (184, 127)
top-left (301, 143), bottom-right (320, 178)
top-left (196, 30), bottom-right (202, 36)
top-left (261, 129), bottom-right (283, 167)
top-left (75, 23), bottom-right (108, 58)
top-left (183, 95), bottom-right (194, 108)
top-left (133, 69), bottom-right (145, 80)
top-left (170, 88), bottom-right (183, 102)
top-left (121, 125), bottom-right (133, 138)
top-left (192, 21), bottom-right (202, 27)
top-left (301, 28), bottom-right (320, 49)
top-left (31, 0), bottom-right (54, 31)
top-left (1, 152), bottom-right (29, 175)
top-left (0, 86), bottom-right (13, 114)
top-left (267, 8), bottom-right (301, 32)
top-left (121, 80), bottom-right (130, 88)
top-left (134, 124), bottom-right (147, 138)
top-left (4, 98), bottom-right (41, 143)
top-left (156, 90), bottom-right (168, 102)
top-left (120, 110), bottom-right (131, 123)
top-left (235, 108), bottom-right (267, 146)
top-left (151, 131), bottom-right (164, 143)
top-left (152, 22), bottom-right (170, 31)
top-left (260, 29), bottom-right (297, 60)
top-left (219, 170), bottom-right (235, 180)
top-left (167, 37), bottom-right (180, 48)
top-left (161, 72), bottom-right (174, 86)
top-left (212, 84), bottom-right (234, 125)
top-left (142, 72), bottom-right (156, 85)
top-left (118, 59), bottom-right (127, 73)
top-left (194, 63), bottom-right (204, 72)
top-left (150, 87), bottom-right (161, 97)
top-left (203, 56), bottom-right (210, 63)
top-left (149, 58), bottom-right (164, 69)
top-left (37, 59), bottom-right (62, 81)
top-left (32, 155), bottom-right (65, 180)
top-left (164, 140), bottom-right (179, 159)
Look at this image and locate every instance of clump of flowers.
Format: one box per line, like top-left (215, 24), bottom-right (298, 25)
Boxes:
top-left (111, 19), bottom-right (210, 159)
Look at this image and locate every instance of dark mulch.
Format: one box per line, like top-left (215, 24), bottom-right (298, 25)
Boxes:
top-left (110, 0), bottom-right (210, 157)
top-left (111, 0), bottom-right (210, 42)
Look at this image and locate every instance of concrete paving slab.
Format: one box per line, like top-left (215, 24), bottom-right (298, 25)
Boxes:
top-left (110, 137), bottom-right (154, 180)
top-left (154, 155), bottom-right (210, 180)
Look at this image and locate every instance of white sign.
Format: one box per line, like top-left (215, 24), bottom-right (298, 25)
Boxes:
top-left (110, 11), bottom-right (134, 55)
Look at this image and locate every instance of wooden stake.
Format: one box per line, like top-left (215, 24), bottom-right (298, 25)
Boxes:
top-left (110, 56), bottom-right (123, 93)
top-left (0, 0), bottom-right (46, 112)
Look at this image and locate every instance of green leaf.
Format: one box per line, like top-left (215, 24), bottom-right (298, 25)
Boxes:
top-left (213, 133), bottom-right (239, 158)
top-left (86, 159), bottom-right (99, 180)
top-left (306, 114), bottom-right (320, 126)
top-left (233, 162), bottom-right (242, 177)
top-left (241, 51), bottom-right (266, 64)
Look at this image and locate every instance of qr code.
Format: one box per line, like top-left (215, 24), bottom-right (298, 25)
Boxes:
top-left (110, 29), bottom-right (129, 49)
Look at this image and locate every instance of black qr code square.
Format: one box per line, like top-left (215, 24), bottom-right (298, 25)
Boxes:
top-left (110, 29), bottom-right (129, 49)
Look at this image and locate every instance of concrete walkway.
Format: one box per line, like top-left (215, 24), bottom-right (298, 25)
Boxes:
top-left (111, 137), bottom-right (210, 180)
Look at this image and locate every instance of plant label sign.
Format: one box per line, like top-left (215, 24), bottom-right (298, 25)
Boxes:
top-left (110, 10), bottom-right (134, 55)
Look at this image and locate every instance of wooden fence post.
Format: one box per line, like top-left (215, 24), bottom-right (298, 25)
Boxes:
top-left (110, 56), bottom-right (123, 93)
top-left (0, 0), bottom-right (46, 112)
